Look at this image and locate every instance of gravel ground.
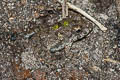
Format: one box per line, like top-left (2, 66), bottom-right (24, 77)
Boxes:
top-left (0, 0), bottom-right (120, 80)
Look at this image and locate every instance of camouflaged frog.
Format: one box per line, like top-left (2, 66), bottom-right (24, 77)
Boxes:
top-left (49, 19), bottom-right (93, 53)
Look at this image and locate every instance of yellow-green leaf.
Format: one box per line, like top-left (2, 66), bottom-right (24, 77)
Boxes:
top-left (52, 24), bottom-right (59, 30)
top-left (63, 21), bottom-right (69, 27)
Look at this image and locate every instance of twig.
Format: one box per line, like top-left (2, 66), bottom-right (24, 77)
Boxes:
top-left (62, 0), bottom-right (68, 18)
top-left (103, 58), bottom-right (120, 64)
top-left (57, 0), bottom-right (107, 32)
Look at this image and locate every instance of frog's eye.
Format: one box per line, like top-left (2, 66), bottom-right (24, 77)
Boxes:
top-left (76, 29), bottom-right (81, 33)
top-left (47, 9), bottom-right (54, 14)
top-left (73, 27), bottom-right (81, 33)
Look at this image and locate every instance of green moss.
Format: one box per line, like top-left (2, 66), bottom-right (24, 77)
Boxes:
top-left (63, 21), bottom-right (69, 27)
top-left (52, 24), bottom-right (59, 30)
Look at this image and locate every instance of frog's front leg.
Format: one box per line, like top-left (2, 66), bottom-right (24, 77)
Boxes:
top-left (49, 41), bottom-right (65, 53)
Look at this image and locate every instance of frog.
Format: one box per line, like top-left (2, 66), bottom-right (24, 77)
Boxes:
top-left (49, 17), bottom-right (93, 53)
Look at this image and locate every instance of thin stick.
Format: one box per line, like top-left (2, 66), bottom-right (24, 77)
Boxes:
top-left (66, 2), bottom-right (68, 16)
top-left (62, 0), bottom-right (68, 18)
top-left (103, 58), bottom-right (120, 64)
top-left (57, 0), bottom-right (107, 32)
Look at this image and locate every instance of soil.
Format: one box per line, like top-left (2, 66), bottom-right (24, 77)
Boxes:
top-left (0, 0), bottom-right (120, 80)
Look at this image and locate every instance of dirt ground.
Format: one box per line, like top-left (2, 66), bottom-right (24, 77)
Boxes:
top-left (0, 0), bottom-right (120, 80)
